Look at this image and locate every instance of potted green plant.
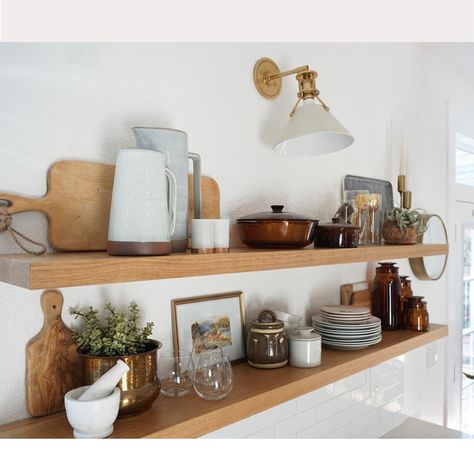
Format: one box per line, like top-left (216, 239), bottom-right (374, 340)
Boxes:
top-left (70, 302), bottom-right (161, 416)
top-left (382, 208), bottom-right (428, 245)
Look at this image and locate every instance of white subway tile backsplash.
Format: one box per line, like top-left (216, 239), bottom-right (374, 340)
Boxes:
top-left (333, 401), bottom-right (371, 431)
top-left (334, 370), bottom-right (367, 396)
top-left (350, 408), bottom-right (381, 435)
top-left (274, 408), bottom-right (317, 438)
top-left (296, 385), bottom-right (334, 412)
top-left (351, 383), bottom-right (371, 402)
top-left (297, 417), bottom-right (334, 438)
top-left (247, 426), bottom-right (275, 439)
top-left (327, 424), bottom-right (351, 438)
top-left (249, 399), bottom-right (297, 433)
top-left (204, 357), bottom-right (407, 440)
top-left (316, 393), bottom-right (353, 422)
top-left (202, 418), bottom-right (250, 438)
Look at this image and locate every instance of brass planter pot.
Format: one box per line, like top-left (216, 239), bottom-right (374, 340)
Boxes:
top-left (79, 339), bottom-right (162, 416)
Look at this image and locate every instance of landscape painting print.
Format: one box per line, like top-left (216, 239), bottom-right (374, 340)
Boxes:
top-left (171, 291), bottom-right (246, 362)
top-left (191, 315), bottom-right (232, 353)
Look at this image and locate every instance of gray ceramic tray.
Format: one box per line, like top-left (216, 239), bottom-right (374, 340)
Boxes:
top-left (342, 175), bottom-right (394, 220)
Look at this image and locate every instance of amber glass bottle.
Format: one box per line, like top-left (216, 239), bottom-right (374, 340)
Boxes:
top-left (373, 262), bottom-right (401, 330)
top-left (400, 276), bottom-right (413, 316)
top-left (403, 296), bottom-right (429, 331)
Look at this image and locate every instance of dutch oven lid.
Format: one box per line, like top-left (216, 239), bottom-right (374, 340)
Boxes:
top-left (318, 218), bottom-right (360, 229)
top-left (237, 205), bottom-right (314, 223)
top-left (250, 310), bottom-right (285, 330)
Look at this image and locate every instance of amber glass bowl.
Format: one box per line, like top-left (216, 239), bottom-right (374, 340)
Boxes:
top-left (237, 205), bottom-right (318, 248)
top-left (79, 339), bottom-right (162, 416)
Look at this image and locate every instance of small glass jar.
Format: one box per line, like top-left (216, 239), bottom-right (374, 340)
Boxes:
top-left (402, 296), bottom-right (430, 332)
top-left (400, 275), bottom-right (413, 315)
top-left (373, 262), bottom-right (401, 330)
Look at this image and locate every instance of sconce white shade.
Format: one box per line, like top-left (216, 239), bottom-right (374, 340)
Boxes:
top-left (274, 99), bottom-right (354, 156)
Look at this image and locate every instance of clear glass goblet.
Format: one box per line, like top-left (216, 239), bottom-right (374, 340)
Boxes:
top-left (158, 350), bottom-right (193, 397)
top-left (192, 347), bottom-right (233, 401)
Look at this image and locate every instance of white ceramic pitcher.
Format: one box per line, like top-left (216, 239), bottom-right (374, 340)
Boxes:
top-left (107, 149), bottom-right (177, 256)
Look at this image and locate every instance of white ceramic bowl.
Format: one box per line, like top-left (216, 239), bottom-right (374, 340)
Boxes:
top-left (272, 310), bottom-right (302, 334)
top-left (64, 385), bottom-right (121, 439)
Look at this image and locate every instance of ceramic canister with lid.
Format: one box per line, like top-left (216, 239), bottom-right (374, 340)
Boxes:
top-left (246, 310), bottom-right (288, 369)
top-left (288, 327), bottom-right (322, 368)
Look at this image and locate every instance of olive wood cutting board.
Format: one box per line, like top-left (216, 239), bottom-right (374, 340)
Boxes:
top-left (26, 290), bottom-right (81, 417)
top-left (0, 160), bottom-right (220, 251)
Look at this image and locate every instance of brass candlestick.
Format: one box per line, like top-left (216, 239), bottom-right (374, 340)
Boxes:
top-left (397, 175), bottom-right (412, 209)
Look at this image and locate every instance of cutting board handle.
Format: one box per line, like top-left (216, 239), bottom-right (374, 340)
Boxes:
top-left (40, 290), bottom-right (64, 325)
top-left (0, 193), bottom-right (48, 214)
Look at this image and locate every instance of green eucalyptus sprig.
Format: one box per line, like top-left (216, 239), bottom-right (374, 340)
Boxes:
top-left (70, 302), bottom-right (154, 356)
top-left (383, 207), bottom-right (428, 236)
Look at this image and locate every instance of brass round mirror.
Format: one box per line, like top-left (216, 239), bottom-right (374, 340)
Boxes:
top-left (409, 214), bottom-right (448, 281)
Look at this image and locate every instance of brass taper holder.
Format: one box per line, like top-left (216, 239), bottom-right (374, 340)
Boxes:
top-left (397, 175), bottom-right (412, 210)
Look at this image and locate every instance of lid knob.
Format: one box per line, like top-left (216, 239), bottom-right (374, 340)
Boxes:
top-left (297, 327), bottom-right (314, 336)
top-left (271, 205), bottom-right (284, 213)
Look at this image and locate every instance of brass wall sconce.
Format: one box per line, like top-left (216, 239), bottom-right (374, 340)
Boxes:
top-left (253, 57), bottom-right (354, 156)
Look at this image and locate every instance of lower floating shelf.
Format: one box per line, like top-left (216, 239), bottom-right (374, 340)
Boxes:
top-left (0, 324), bottom-right (447, 439)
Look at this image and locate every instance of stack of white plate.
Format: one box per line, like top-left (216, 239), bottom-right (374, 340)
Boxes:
top-left (312, 305), bottom-right (382, 350)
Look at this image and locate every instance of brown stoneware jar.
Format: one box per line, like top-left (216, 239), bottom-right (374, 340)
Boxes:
top-left (246, 310), bottom-right (288, 369)
top-left (403, 296), bottom-right (430, 331)
top-left (373, 262), bottom-right (401, 330)
top-left (400, 275), bottom-right (413, 315)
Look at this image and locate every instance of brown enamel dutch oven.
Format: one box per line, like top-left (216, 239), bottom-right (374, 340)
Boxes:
top-left (237, 205), bottom-right (318, 249)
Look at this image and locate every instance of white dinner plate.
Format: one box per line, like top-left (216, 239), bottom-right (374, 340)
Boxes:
top-left (319, 305), bottom-right (371, 316)
top-left (322, 336), bottom-right (382, 350)
top-left (312, 315), bottom-right (381, 328)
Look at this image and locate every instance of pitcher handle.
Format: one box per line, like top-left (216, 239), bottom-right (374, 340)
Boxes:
top-left (165, 168), bottom-right (177, 237)
top-left (188, 153), bottom-right (202, 219)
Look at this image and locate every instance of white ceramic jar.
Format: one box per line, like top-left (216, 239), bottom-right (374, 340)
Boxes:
top-left (288, 327), bottom-right (322, 368)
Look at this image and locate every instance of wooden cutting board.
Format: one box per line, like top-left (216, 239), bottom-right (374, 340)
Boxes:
top-left (26, 290), bottom-right (81, 417)
top-left (340, 281), bottom-right (373, 311)
top-left (0, 160), bottom-right (220, 251)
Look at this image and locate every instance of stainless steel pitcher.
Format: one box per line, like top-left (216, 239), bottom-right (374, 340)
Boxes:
top-left (132, 127), bottom-right (202, 252)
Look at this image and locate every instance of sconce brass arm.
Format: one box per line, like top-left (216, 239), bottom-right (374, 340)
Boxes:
top-left (267, 65), bottom-right (309, 81)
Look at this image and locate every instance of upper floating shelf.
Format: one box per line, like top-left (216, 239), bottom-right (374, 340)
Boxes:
top-left (0, 243), bottom-right (448, 290)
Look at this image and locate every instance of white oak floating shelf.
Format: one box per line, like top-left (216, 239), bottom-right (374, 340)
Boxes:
top-left (0, 243), bottom-right (448, 290)
top-left (0, 325), bottom-right (448, 439)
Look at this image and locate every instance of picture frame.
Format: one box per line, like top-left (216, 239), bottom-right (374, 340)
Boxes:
top-left (171, 291), bottom-right (246, 362)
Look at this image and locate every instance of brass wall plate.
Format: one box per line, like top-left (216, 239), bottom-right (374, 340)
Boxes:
top-left (253, 57), bottom-right (281, 99)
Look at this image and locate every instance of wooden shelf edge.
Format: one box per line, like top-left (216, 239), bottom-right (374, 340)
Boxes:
top-left (0, 324), bottom-right (448, 439)
top-left (0, 243), bottom-right (449, 290)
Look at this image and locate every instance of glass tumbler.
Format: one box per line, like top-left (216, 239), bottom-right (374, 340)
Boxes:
top-left (193, 348), bottom-right (233, 401)
top-left (158, 350), bottom-right (193, 397)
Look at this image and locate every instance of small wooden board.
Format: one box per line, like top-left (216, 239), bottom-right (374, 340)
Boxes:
top-left (0, 160), bottom-right (220, 252)
top-left (340, 281), bottom-right (373, 311)
top-left (26, 290), bottom-right (81, 417)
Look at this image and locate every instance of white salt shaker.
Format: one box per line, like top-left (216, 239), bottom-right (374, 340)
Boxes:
top-left (288, 327), bottom-right (322, 368)
top-left (213, 219), bottom-right (230, 253)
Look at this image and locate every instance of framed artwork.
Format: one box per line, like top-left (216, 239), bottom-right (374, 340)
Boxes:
top-left (171, 291), bottom-right (246, 362)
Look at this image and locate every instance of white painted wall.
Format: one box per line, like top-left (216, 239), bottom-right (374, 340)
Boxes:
top-left (0, 43), bottom-right (471, 433)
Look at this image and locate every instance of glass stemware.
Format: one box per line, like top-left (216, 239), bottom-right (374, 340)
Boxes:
top-left (192, 347), bottom-right (233, 401)
top-left (157, 350), bottom-right (193, 397)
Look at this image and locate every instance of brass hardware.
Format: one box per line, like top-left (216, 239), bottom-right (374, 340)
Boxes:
top-left (253, 57), bottom-right (331, 115)
top-left (397, 175), bottom-right (412, 210)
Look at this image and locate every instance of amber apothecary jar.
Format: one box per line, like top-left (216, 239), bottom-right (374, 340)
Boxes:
top-left (373, 262), bottom-right (401, 330)
top-left (400, 276), bottom-right (413, 314)
top-left (403, 296), bottom-right (430, 331)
